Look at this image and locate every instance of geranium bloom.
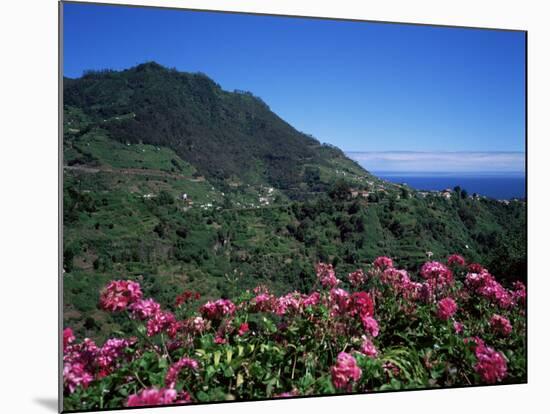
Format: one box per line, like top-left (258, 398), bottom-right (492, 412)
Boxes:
top-left (129, 298), bottom-right (161, 320)
top-left (175, 291), bottom-right (201, 307)
top-left (330, 288), bottom-right (351, 315)
top-left (331, 352), bottom-right (362, 390)
top-left (468, 263), bottom-right (487, 274)
top-left (63, 327), bottom-right (75, 350)
top-left (237, 322), bottom-right (249, 336)
top-left (447, 254), bottom-right (466, 267)
top-left (512, 281), bottom-right (526, 306)
top-left (251, 293), bottom-right (275, 312)
top-left (126, 387), bottom-right (182, 407)
top-left (490, 314), bottom-right (512, 336)
top-left (360, 336), bottom-right (378, 357)
top-left (146, 311), bottom-right (179, 337)
top-left (200, 299), bottom-right (236, 319)
top-left (165, 357), bottom-right (200, 388)
top-left (316, 262), bottom-right (341, 288)
top-left (474, 342), bottom-right (508, 384)
top-left (347, 269), bottom-right (366, 287)
top-left (420, 261), bottom-right (454, 287)
top-left (361, 315), bottom-right (379, 337)
top-left (274, 292), bottom-right (302, 315)
top-left (373, 256), bottom-right (393, 270)
top-left (95, 338), bottom-right (136, 376)
top-left (302, 291), bottom-right (320, 307)
top-left (99, 280), bottom-right (142, 312)
top-left (453, 321), bottom-right (464, 334)
top-left (436, 297), bottom-right (457, 320)
top-left (63, 362), bottom-right (94, 393)
top-left (349, 291), bottom-right (374, 318)
top-left (466, 272), bottom-right (514, 309)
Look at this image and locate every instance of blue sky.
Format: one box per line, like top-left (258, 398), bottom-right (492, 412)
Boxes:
top-left (63, 2), bottom-right (526, 172)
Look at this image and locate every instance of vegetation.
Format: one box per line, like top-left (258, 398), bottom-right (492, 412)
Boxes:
top-left (63, 257), bottom-right (526, 410)
top-left (62, 62), bottom-right (526, 409)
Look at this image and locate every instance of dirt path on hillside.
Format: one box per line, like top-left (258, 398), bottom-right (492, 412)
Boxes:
top-left (63, 164), bottom-right (205, 181)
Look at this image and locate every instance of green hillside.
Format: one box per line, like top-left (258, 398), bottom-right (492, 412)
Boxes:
top-left (62, 63), bottom-right (526, 341)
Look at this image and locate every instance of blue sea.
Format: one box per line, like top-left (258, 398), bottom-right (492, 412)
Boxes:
top-left (374, 172), bottom-right (525, 200)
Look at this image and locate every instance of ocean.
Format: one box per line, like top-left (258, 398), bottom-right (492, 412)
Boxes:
top-left (373, 172), bottom-right (526, 200)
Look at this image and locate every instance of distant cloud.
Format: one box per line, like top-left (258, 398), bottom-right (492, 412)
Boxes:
top-left (346, 151), bottom-right (525, 173)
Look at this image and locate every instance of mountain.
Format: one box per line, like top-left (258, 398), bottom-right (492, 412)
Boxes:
top-left (63, 61), bottom-right (373, 199)
top-left (62, 63), bottom-right (526, 341)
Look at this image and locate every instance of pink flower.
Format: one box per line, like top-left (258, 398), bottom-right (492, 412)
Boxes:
top-left (237, 322), bottom-right (249, 336)
top-left (316, 262), bottom-right (341, 288)
top-left (373, 256), bottom-right (393, 270)
top-left (200, 299), bottom-right (236, 319)
top-left (274, 292), bottom-right (303, 315)
top-left (63, 327), bottom-right (75, 350)
top-left (251, 293), bottom-right (275, 312)
top-left (359, 336), bottom-right (378, 357)
top-left (512, 281), bottom-right (526, 306)
top-left (96, 337), bottom-right (136, 376)
top-left (453, 321), bottom-right (464, 334)
top-left (465, 272), bottom-right (513, 309)
top-left (302, 291), bottom-right (320, 307)
top-left (490, 314), bottom-right (512, 336)
top-left (361, 315), bottom-right (379, 337)
top-left (447, 254), bottom-right (466, 267)
top-left (330, 288), bottom-right (350, 315)
top-left (468, 263), bottom-right (487, 273)
top-left (275, 389), bottom-right (299, 398)
top-left (474, 342), bottom-right (508, 384)
top-left (146, 311), bottom-right (179, 337)
top-left (331, 352), bottom-right (362, 390)
top-left (420, 261), bottom-right (454, 287)
top-left (214, 335), bottom-right (227, 344)
top-left (126, 387), bottom-right (188, 407)
top-left (347, 269), bottom-right (366, 287)
top-left (165, 357), bottom-right (200, 388)
top-left (63, 362), bottom-right (93, 393)
top-left (99, 280), bottom-right (142, 312)
top-left (437, 297), bottom-right (457, 320)
top-left (129, 298), bottom-right (161, 320)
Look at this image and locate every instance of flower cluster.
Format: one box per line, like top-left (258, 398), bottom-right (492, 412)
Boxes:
top-left (165, 357), bottom-right (200, 388)
top-left (200, 299), bottom-right (236, 320)
top-left (447, 254), bottom-right (466, 267)
top-left (331, 352), bottom-right (362, 390)
top-left (472, 338), bottom-right (508, 384)
top-left (99, 280), bottom-right (142, 312)
top-left (490, 314), bottom-right (512, 336)
top-left (465, 271), bottom-right (514, 308)
top-left (129, 298), bottom-right (161, 320)
top-left (316, 262), bottom-right (341, 288)
top-left (373, 256), bottom-right (393, 270)
top-left (436, 297), bottom-right (458, 321)
top-left (63, 257), bottom-right (525, 410)
top-left (420, 261), bottom-right (454, 287)
top-left (175, 291), bottom-right (201, 307)
top-left (126, 387), bottom-right (191, 407)
top-left (347, 269), bottom-right (366, 287)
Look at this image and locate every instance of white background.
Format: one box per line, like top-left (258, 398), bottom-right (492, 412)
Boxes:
top-left (0, 0), bottom-right (548, 413)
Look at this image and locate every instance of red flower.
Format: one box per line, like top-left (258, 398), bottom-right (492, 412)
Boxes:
top-left (447, 254), bottom-right (466, 267)
top-left (237, 322), bottom-right (250, 336)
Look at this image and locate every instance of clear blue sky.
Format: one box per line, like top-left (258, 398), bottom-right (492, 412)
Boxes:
top-left (63, 2), bottom-right (526, 156)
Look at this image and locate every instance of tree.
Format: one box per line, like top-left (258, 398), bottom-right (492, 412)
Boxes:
top-left (328, 180), bottom-right (352, 201)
